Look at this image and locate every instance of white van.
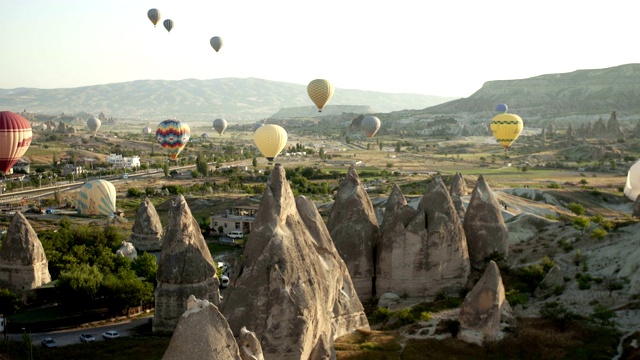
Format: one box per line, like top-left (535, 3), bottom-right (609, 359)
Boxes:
top-left (228, 230), bottom-right (244, 239)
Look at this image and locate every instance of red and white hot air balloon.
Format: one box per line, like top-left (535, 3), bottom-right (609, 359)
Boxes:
top-left (0, 111), bottom-right (32, 174)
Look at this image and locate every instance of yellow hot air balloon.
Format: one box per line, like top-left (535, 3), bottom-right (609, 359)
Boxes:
top-left (307, 79), bottom-right (335, 112)
top-left (253, 124), bottom-right (287, 163)
top-left (490, 113), bottom-right (523, 149)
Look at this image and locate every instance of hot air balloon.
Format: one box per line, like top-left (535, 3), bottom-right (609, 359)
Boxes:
top-left (212, 118), bottom-right (228, 136)
top-left (147, 8), bottom-right (161, 27)
top-left (156, 119), bottom-right (190, 160)
top-left (490, 113), bottom-right (524, 149)
top-left (307, 79), bottom-right (335, 112)
top-left (201, 133), bottom-right (209, 138)
top-left (210, 36), bottom-right (223, 52)
top-left (251, 122), bottom-right (264, 133)
top-left (496, 103), bottom-right (508, 113)
top-left (0, 111), bottom-right (32, 174)
top-left (163, 19), bottom-right (174, 33)
top-left (77, 180), bottom-right (117, 216)
top-left (624, 159), bottom-right (640, 201)
top-left (254, 124), bottom-right (287, 163)
top-left (142, 126), bottom-right (152, 135)
top-left (361, 116), bottom-right (381, 138)
top-left (86, 116), bottom-right (101, 133)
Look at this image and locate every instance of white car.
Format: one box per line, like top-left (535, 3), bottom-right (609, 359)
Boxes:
top-left (102, 330), bottom-right (120, 339)
top-left (79, 333), bottom-right (95, 342)
top-left (228, 230), bottom-right (244, 239)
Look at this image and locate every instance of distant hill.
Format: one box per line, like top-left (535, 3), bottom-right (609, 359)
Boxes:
top-left (0, 78), bottom-right (455, 121)
top-left (421, 63), bottom-right (640, 119)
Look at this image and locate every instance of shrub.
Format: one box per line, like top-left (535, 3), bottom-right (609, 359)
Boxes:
top-left (126, 188), bottom-right (143, 197)
top-left (567, 202), bottom-right (586, 215)
top-left (590, 228), bottom-right (608, 240)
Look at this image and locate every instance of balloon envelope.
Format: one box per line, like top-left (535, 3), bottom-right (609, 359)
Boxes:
top-left (210, 36), bottom-right (223, 52)
top-left (496, 103), bottom-right (508, 113)
top-left (307, 79), bottom-right (335, 112)
top-left (212, 118), bottom-right (228, 135)
top-left (361, 116), bottom-right (381, 138)
top-left (163, 19), bottom-right (174, 33)
top-left (624, 159), bottom-right (640, 201)
top-left (77, 180), bottom-right (117, 216)
top-left (0, 111), bottom-right (32, 174)
top-left (142, 126), bottom-right (152, 135)
top-left (490, 113), bottom-right (524, 149)
top-left (156, 119), bottom-right (190, 160)
top-left (254, 124), bottom-right (287, 162)
top-left (86, 116), bottom-right (101, 132)
top-left (147, 8), bottom-right (160, 26)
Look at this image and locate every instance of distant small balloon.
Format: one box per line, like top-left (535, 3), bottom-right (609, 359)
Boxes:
top-left (86, 116), bottom-right (101, 133)
top-left (210, 36), bottom-right (223, 52)
top-left (147, 8), bottom-right (161, 27)
top-left (212, 118), bottom-right (228, 135)
top-left (496, 103), bottom-right (508, 113)
top-left (163, 19), bottom-right (174, 33)
top-left (361, 116), bottom-right (381, 138)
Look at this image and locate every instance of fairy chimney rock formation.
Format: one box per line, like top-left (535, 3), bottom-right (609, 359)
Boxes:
top-left (116, 241), bottom-right (138, 260)
top-left (163, 295), bottom-right (249, 360)
top-left (458, 261), bottom-right (515, 345)
top-left (131, 197), bottom-right (163, 252)
top-left (221, 164), bottom-right (369, 360)
top-left (0, 213), bottom-right (51, 291)
top-left (593, 117), bottom-right (607, 136)
top-left (239, 327), bottom-right (265, 360)
top-left (380, 184), bottom-right (407, 232)
top-left (326, 165), bottom-right (379, 301)
top-left (464, 175), bottom-right (509, 270)
top-left (606, 111), bottom-right (625, 139)
top-left (377, 177), bottom-right (470, 298)
top-left (450, 172), bottom-right (469, 197)
top-left (154, 196), bottom-right (220, 333)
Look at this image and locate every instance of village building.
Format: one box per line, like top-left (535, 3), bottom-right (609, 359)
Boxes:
top-left (209, 205), bottom-right (257, 236)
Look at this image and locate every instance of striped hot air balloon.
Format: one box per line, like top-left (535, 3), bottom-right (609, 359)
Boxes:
top-left (77, 180), bottom-right (117, 216)
top-left (0, 111), bottom-right (32, 174)
top-left (490, 113), bottom-right (524, 149)
top-left (156, 119), bottom-right (190, 160)
top-left (307, 79), bottom-right (335, 112)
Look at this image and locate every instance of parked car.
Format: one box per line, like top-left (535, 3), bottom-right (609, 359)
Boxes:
top-left (41, 338), bottom-right (57, 348)
top-left (79, 333), bottom-right (95, 342)
top-left (220, 275), bottom-right (229, 288)
top-left (228, 230), bottom-right (244, 239)
top-left (102, 330), bottom-right (120, 339)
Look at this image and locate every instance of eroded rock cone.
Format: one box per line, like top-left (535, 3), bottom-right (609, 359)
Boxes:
top-left (221, 164), bottom-right (369, 360)
top-left (131, 197), bottom-right (163, 252)
top-left (534, 265), bottom-right (564, 298)
top-left (450, 172), bottom-right (469, 197)
top-left (0, 212), bottom-right (51, 291)
top-left (163, 295), bottom-right (245, 360)
top-left (464, 175), bottom-right (509, 270)
top-left (326, 166), bottom-right (379, 301)
top-left (380, 184), bottom-right (407, 232)
top-left (154, 196), bottom-right (220, 333)
top-left (239, 327), bottom-right (265, 360)
top-left (458, 260), bottom-right (514, 345)
top-left (377, 177), bottom-right (469, 298)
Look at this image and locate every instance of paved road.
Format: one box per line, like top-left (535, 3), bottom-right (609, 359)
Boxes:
top-left (10, 315), bottom-right (152, 347)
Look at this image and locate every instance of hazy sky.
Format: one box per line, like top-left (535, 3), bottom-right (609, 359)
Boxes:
top-left (0, 0), bottom-right (637, 97)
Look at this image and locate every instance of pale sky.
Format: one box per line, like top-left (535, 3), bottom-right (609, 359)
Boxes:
top-left (0, 0), bottom-right (637, 97)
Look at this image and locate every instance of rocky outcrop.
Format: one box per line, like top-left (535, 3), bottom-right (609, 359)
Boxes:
top-left (464, 176), bottom-right (509, 270)
top-left (163, 295), bottom-right (249, 360)
top-left (377, 177), bottom-right (470, 298)
top-left (506, 213), bottom-right (558, 244)
top-left (449, 172), bottom-right (469, 197)
top-left (458, 261), bottom-right (515, 346)
top-left (221, 164), bottom-right (369, 360)
top-left (606, 111), bottom-right (625, 139)
top-left (566, 123), bottom-right (575, 140)
top-left (326, 166), bottom-right (379, 301)
top-left (633, 121), bottom-right (640, 139)
top-left (154, 196), bottom-right (220, 333)
top-left (380, 184), bottom-right (407, 232)
top-left (239, 327), bottom-right (265, 360)
top-left (0, 213), bottom-right (51, 292)
top-left (540, 127), bottom-right (547, 141)
top-left (534, 265), bottom-right (564, 298)
top-left (546, 123), bottom-right (556, 139)
top-left (131, 197), bottom-right (163, 252)
top-left (116, 241), bottom-right (138, 260)
top-left (592, 117), bottom-right (607, 136)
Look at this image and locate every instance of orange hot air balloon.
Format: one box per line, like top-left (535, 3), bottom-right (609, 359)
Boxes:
top-left (0, 111), bottom-right (32, 174)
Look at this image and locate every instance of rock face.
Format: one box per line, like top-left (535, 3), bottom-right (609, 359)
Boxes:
top-left (154, 196), bottom-right (220, 333)
top-left (130, 197), bottom-right (163, 252)
top-left (221, 164), bottom-right (369, 360)
top-left (116, 241), bottom-right (138, 260)
top-left (449, 172), bottom-right (469, 197)
top-left (633, 195), bottom-right (640, 218)
top-left (458, 261), bottom-right (514, 345)
top-left (380, 184), bottom-right (407, 232)
top-left (0, 213), bottom-right (51, 291)
top-left (377, 177), bottom-right (470, 298)
top-left (464, 175), bottom-right (509, 270)
top-left (326, 166), bottom-right (379, 301)
top-left (239, 327), bottom-right (265, 360)
top-left (534, 265), bottom-right (564, 298)
top-left (163, 295), bottom-right (249, 360)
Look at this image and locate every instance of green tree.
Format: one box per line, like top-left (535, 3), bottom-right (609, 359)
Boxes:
top-left (395, 141), bottom-right (401, 153)
top-left (567, 202), bottom-right (586, 215)
top-left (590, 227), bottom-right (607, 240)
top-left (572, 217), bottom-right (591, 235)
top-left (163, 162), bottom-right (170, 178)
top-left (132, 252), bottom-right (158, 283)
top-left (252, 157), bottom-right (258, 168)
top-left (379, 141), bottom-right (384, 151)
top-left (196, 154), bottom-right (209, 177)
top-left (56, 264), bottom-right (103, 308)
top-left (0, 288), bottom-right (23, 315)
top-left (101, 268), bottom-right (154, 315)
top-left (318, 148), bottom-right (325, 161)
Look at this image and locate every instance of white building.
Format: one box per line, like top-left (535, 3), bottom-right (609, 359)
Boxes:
top-left (106, 154), bottom-right (141, 169)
